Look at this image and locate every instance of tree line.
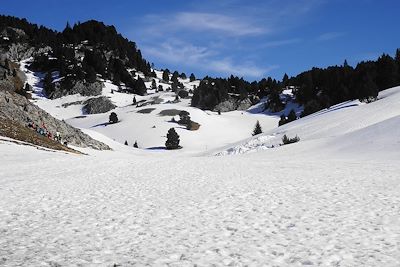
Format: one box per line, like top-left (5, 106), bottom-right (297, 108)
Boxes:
top-left (1, 16), bottom-right (153, 97)
top-left (192, 50), bottom-right (400, 116)
top-left (2, 15), bottom-right (400, 115)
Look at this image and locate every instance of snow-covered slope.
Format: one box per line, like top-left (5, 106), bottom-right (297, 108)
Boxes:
top-left (3, 60), bottom-right (399, 266)
top-left (1, 134), bottom-right (399, 266)
top-left (217, 86), bottom-right (400, 160)
top-left (21, 59), bottom-right (284, 154)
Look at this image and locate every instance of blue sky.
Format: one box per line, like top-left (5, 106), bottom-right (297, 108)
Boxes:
top-left (2, 0), bottom-right (400, 80)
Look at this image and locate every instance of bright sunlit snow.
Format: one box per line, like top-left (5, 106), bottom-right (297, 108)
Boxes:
top-left (1, 62), bottom-right (400, 266)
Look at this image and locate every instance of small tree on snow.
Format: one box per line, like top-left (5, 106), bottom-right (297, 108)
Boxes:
top-left (24, 83), bottom-right (31, 92)
top-left (165, 128), bottom-right (180, 149)
top-left (109, 112), bottom-right (118, 123)
top-left (133, 141), bottom-right (138, 148)
top-left (162, 70), bottom-right (170, 82)
top-left (287, 109), bottom-right (297, 122)
top-left (124, 140), bottom-right (128, 145)
top-left (252, 120), bottom-right (262, 136)
top-left (278, 114), bottom-right (287, 126)
top-left (151, 79), bottom-right (157, 90)
top-left (178, 110), bottom-right (191, 125)
top-left (282, 134), bottom-right (300, 145)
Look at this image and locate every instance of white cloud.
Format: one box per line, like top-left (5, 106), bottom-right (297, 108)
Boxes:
top-left (174, 12), bottom-right (266, 36)
top-left (262, 38), bottom-right (302, 48)
top-left (129, 0), bottom-right (325, 78)
top-left (208, 58), bottom-right (278, 78)
top-left (143, 12), bottom-right (266, 37)
top-left (142, 40), bottom-right (276, 78)
top-left (142, 39), bottom-right (214, 64)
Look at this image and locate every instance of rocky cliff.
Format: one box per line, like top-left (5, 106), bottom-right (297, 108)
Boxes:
top-left (0, 88), bottom-right (110, 150)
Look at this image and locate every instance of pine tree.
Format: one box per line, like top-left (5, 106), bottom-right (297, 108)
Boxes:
top-left (124, 140), bottom-right (128, 145)
top-left (132, 96), bottom-right (137, 105)
top-left (282, 134), bottom-right (290, 145)
top-left (359, 74), bottom-right (379, 103)
top-left (151, 79), bottom-right (157, 90)
top-left (287, 109), bottom-right (297, 122)
top-left (252, 120), bottom-right (262, 136)
top-left (282, 134), bottom-right (300, 145)
top-left (395, 49), bottom-right (400, 83)
top-left (171, 81), bottom-right (178, 92)
top-left (266, 90), bottom-right (284, 112)
top-left (43, 72), bottom-right (55, 97)
top-left (180, 72), bottom-right (187, 79)
top-left (171, 71), bottom-right (179, 83)
top-left (134, 77), bottom-right (147, 95)
top-left (162, 70), bottom-right (170, 82)
top-left (133, 141), bottom-right (138, 148)
top-left (376, 54), bottom-right (399, 90)
top-left (282, 73), bottom-right (289, 86)
top-left (395, 49), bottom-right (400, 63)
top-left (24, 83), bottom-right (31, 92)
top-left (109, 112), bottom-right (118, 123)
top-left (178, 111), bottom-right (191, 125)
top-left (165, 128), bottom-right (180, 149)
top-left (85, 66), bottom-right (97, 83)
top-left (113, 73), bottom-right (121, 86)
top-left (278, 114), bottom-right (287, 126)
top-left (189, 73), bottom-right (196, 82)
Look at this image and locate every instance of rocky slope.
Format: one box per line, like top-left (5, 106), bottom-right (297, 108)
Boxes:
top-left (0, 88), bottom-right (110, 150)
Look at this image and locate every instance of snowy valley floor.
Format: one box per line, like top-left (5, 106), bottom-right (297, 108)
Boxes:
top-left (0, 142), bottom-right (399, 266)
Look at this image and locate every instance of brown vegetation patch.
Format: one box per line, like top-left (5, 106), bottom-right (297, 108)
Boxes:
top-left (0, 117), bottom-right (82, 154)
top-left (187, 121), bottom-right (201, 131)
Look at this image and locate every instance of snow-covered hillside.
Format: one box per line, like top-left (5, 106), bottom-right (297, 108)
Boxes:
top-left (1, 60), bottom-right (399, 267)
top-left (21, 59), bottom-right (288, 154)
top-left (217, 86), bottom-right (400, 160)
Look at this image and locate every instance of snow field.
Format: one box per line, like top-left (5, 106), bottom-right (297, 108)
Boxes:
top-left (7, 59), bottom-right (400, 266)
top-left (0, 143), bottom-right (399, 266)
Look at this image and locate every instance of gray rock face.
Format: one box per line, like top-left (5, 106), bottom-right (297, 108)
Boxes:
top-left (50, 81), bottom-right (103, 99)
top-left (6, 43), bottom-right (35, 61)
top-left (0, 42), bottom-right (52, 62)
top-left (1, 27), bottom-right (27, 39)
top-left (0, 26), bottom-right (52, 62)
top-left (214, 98), bottom-right (237, 112)
top-left (237, 98), bottom-right (252, 110)
top-left (213, 97), bottom-right (253, 112)
top-left (0, 80), bottom-right (15, 92)
top-left (0, 89), bottom-right (110, 150)
top-left (83, 96), bottom-right (116, 114)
